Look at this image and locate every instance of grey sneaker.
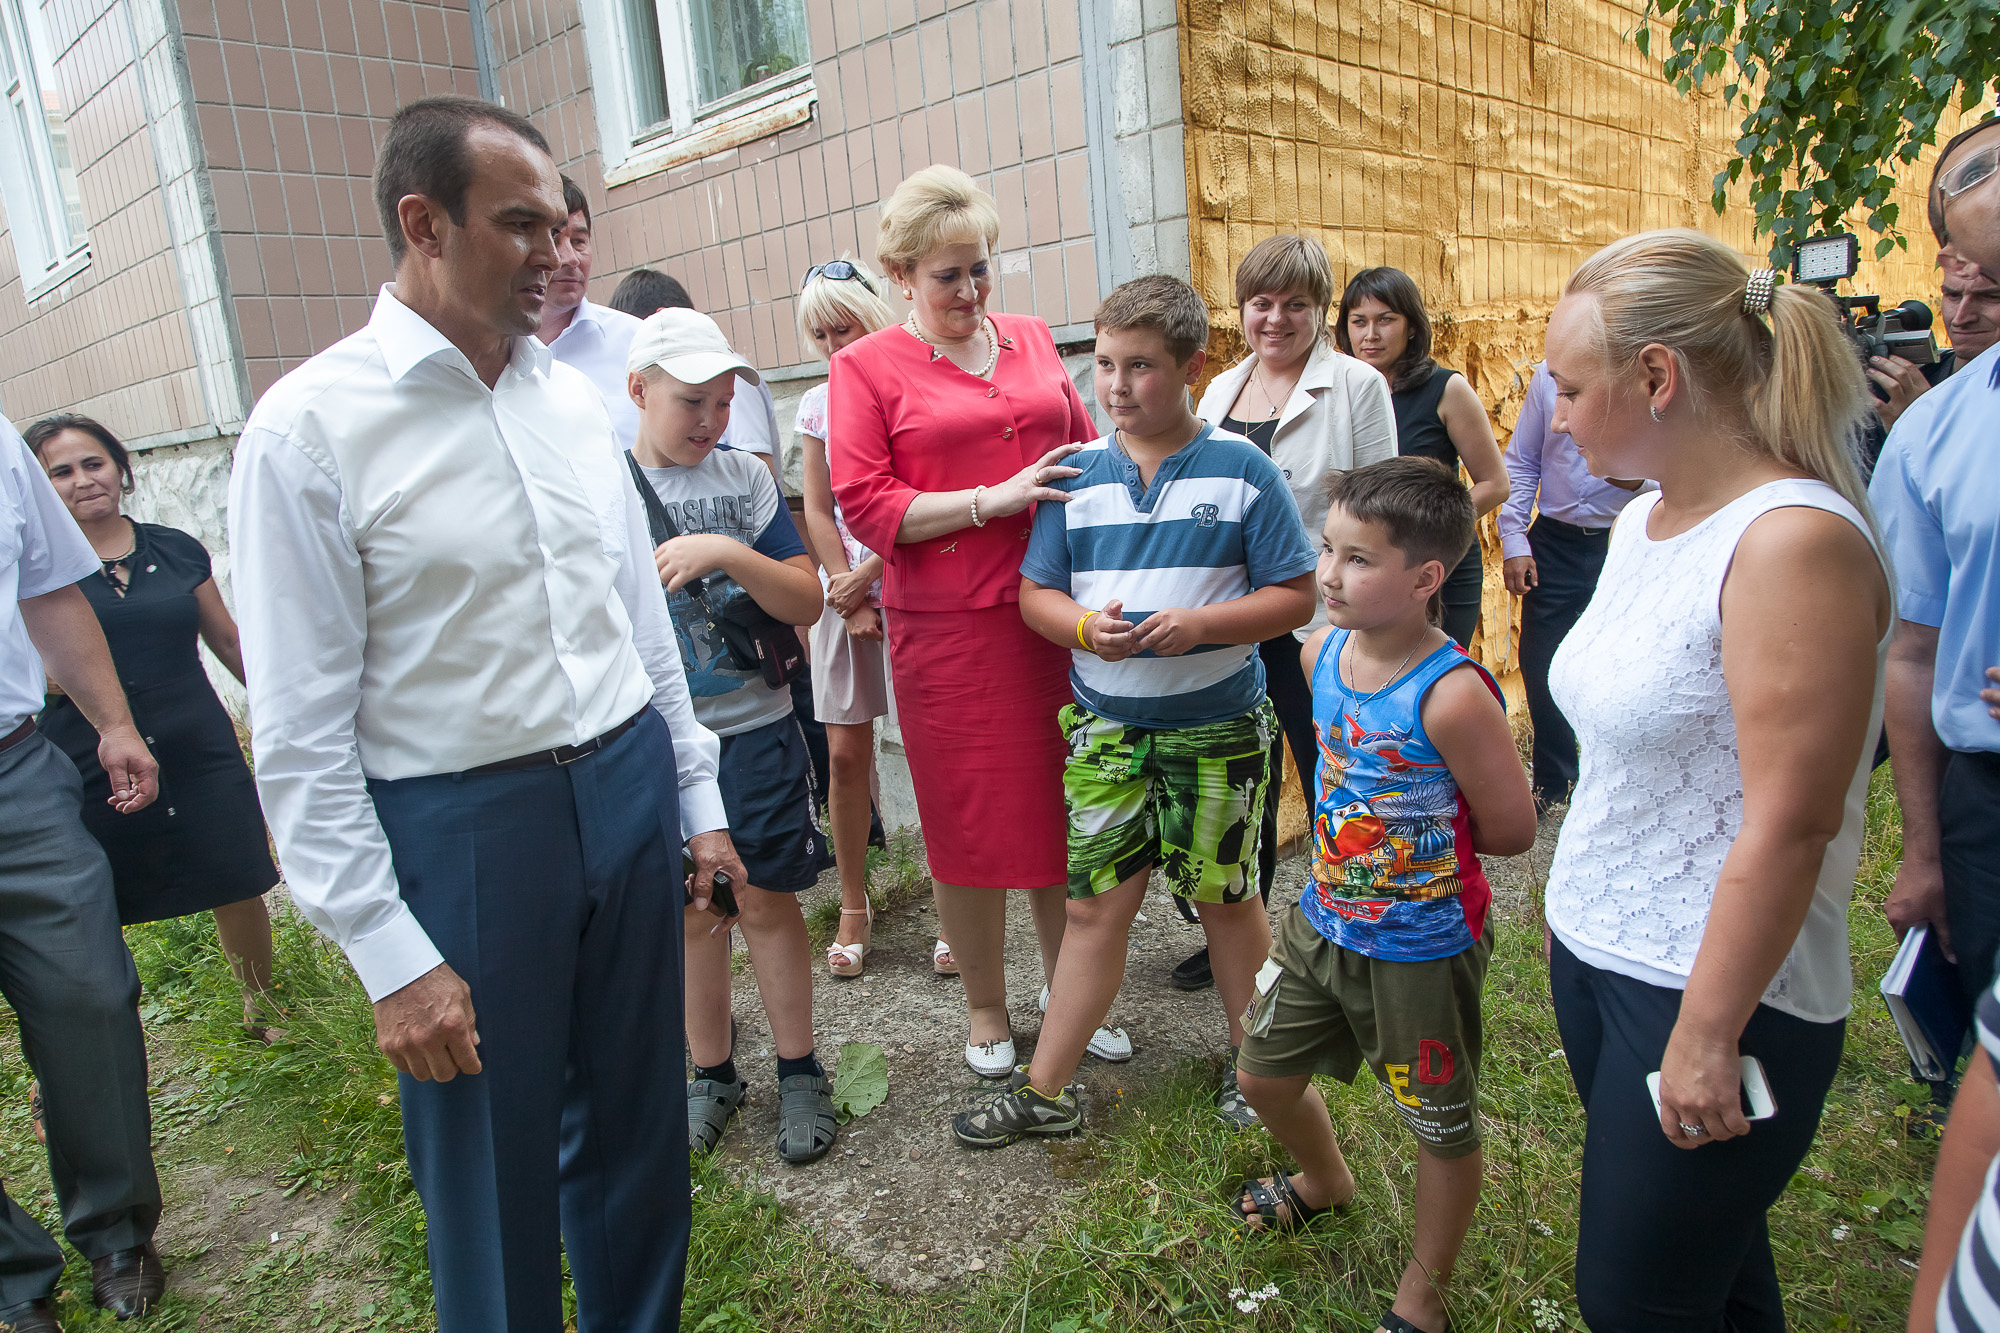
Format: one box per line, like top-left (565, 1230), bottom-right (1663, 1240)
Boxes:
top-left (1216, 1064), bottom-right (1260, 1129)
top-left (951, 1068), bottom-right (1080, 1149)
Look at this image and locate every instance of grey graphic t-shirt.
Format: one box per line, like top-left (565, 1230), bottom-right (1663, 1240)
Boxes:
top-left (635, 446), bottom-right (807, 737)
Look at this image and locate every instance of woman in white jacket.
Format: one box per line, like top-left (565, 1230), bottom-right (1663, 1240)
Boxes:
top-left (1181, 234), bottom-right (1397, 985)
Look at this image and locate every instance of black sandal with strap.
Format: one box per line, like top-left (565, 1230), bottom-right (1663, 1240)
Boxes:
top-left (1236, 1173), bottom-right (1342, 1233)
top-left (775, 1073), bottom-right (837, 1165)
top-left (1377, 1309), bottom-right (1452, 1333)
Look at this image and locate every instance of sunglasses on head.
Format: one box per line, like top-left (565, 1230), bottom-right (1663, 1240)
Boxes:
top-left (800, 260), bottom-right (877, 294)
top-left (1939, 141), bottom-right (1999, 200)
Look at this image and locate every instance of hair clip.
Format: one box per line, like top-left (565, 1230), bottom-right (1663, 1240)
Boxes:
top-left (1742, 268), bottom-right (1777, 315)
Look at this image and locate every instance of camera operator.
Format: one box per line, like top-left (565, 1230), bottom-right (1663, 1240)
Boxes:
top-left (1866, 247), bottom-right (1998, 441)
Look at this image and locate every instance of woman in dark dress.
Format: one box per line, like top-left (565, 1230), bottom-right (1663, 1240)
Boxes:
top-left (1337, 267), bottom-right (1510, 649)
top-left (28, 415), bottom-right (281, 1040)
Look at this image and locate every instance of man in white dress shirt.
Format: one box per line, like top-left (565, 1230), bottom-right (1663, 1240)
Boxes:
top-left (0, 418), bottom-right (167, 1330)
top-left (228, 97), bottom-right (744, 1332)
top-left (536, 175), bottom-right (645, 451)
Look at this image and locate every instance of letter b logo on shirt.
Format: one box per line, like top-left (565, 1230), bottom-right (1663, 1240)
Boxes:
top-left (1191, 503), bottom-right (1220, 527)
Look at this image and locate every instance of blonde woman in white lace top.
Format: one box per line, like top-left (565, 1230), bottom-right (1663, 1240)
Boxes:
top-left (1539, 230), bottom-right (1892, 1332)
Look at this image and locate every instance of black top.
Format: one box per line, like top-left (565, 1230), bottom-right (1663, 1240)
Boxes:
top-left (1392, 366), bottom-right (1460, 469)
top-left (38, 519), bottom-right (277, 923)
top-left (1219, 413), bottom-right (1280, 455)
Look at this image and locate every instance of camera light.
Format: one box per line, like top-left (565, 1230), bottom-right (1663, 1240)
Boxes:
top-left (1793, 233), bottom-right (1859, 284)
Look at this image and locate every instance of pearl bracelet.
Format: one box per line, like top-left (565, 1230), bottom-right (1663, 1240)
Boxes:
top-left (970, 485), bottom-right (988, 528)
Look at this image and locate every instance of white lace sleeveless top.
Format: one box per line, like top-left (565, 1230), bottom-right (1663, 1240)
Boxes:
top-left (1544, 479), bottom-right (1888, 1022)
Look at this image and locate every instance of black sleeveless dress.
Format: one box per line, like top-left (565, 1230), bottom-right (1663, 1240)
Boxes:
top-left (1391, 367), bottom-right (1485, 650)
top-left (38, 522), bottom-right (277, 925)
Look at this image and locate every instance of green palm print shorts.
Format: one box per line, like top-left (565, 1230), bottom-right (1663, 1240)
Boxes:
top-left (1058, 699), bottom-right (1276, 903)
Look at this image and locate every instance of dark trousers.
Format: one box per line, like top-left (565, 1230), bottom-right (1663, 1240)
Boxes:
top-left (1551, 939), bottom-right (1844, 1332)
top-left (0, 733), bottom-right (160, 1306)
top-left (1439, 544), bottom-right (1484, 651)
top-left (1520, 517), bottom-right (1611, 805)
top-left (1255, 634), bottom-right (1319, 901)
top-left (369, 711), bottom-right (689, 1333)
top-left (1942, 748), bottom-right (2000, 1014)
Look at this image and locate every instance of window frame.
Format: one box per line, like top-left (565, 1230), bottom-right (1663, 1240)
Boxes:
top-left (0, 0), bottom-right (87, 298)
top-left (583, 0), bottom-right (815, 187)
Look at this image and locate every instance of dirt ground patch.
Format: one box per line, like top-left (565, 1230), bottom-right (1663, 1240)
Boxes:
top-left (710, 819), bottom-right (1561, 1291)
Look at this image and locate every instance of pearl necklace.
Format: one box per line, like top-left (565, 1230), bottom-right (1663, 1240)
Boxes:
top-left (905, 314), bottom-right (999, 379)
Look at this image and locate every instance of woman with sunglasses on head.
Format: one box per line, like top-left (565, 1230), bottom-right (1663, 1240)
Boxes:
top-left (27, 414), bottom-right (281, 1042)
top-left (830, 166), bottom-right (1124, 1081)
top-left (796, 256), bottom-right (950, 979)
top-left (1338, 268), bottom-right (1509, 650)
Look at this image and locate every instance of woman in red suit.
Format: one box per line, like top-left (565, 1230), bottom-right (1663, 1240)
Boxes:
top-left (831, 165), bottom-right (1105, 1078)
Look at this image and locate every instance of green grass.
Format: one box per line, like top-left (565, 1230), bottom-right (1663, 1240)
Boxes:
top-left (0, 769), bottom-right (1933, 1329)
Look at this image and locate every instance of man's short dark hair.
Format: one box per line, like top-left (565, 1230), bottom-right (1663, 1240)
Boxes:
top-left (1325, 457), bottom-right (1476, 572)
top-left (373, 96), bottom-right (552, 265)
top-left (1094, 274), bottom-right (1210, 364)
top-left (561, 174), bottom-right (590, 230)
top-left (1930, 115), bottom-right (2000, 246)
top-left (608, 269), bottom-right (693, 319)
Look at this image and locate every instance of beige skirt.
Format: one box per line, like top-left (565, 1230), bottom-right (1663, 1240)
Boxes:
top-left (808, 602), bottom-right (893, 725)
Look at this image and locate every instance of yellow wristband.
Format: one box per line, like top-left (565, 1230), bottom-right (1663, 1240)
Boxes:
top-left (1077, 610), bottom-right (1101, 650)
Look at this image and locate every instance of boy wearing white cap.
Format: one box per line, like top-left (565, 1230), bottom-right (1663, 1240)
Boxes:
top-left (625, 309), bottom-right (838, 1164)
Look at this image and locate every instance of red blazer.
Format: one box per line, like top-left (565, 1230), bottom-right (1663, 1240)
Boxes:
top-left (828, 312), bottom-right (1096, 612)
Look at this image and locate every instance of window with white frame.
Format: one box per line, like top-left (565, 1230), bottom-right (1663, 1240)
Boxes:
top-left (587, 0), bottom-right (813, 181)
top-left (0, 0), bottom-right (85, 292)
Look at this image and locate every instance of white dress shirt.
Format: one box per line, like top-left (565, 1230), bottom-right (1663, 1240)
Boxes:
top-left (545, 297), bottom-right (644, 450)
top-left (228, 287), bottom-right (725, 1003)
top-left (2, 419), bottom-right (99, 733)
top-left (1196, 340), bottom-right (1398, 637)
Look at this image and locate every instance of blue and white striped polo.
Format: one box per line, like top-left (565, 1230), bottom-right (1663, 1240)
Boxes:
top-left (1021, 423), bottom-right (1316, 728)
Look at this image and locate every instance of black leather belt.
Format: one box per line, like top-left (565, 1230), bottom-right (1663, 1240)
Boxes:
top-left (466, 711), bottom-right (645, 775)
top-left (0, 718), bottom-right (33, 755)
top-left (1537, 515), bottom-right (1612, 539)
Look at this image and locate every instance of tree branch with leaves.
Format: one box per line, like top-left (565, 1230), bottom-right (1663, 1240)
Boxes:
top-left (1636, 0), bottom-right (1998, 263)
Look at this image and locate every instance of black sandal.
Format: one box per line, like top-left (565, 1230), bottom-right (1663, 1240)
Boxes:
top-left (1236, 1173), bottom-right (1341, 1233)
top-left (1377, 1309), bottom-right (1452, 1333)
top-left (775, 1073), bottom-right (837, 1164)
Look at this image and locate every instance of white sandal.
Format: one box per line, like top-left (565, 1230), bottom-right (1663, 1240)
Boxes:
top-left (827, 905), bottom-right (872, 978)
top-left (932, 937), bottom-right (959, 976)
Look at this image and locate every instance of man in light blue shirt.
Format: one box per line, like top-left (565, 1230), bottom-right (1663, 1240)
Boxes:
top-left (1872, 333), bottom-right (2000, 1016)
top-left (1497, 362), bottom-right (1651, 808)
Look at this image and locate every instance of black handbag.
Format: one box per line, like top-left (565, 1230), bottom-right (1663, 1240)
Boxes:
top-left (624, 451), bottom-right (807, 689)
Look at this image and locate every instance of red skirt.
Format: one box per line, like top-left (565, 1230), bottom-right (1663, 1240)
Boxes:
top-left (885, 603), bottom-right (1070, 888)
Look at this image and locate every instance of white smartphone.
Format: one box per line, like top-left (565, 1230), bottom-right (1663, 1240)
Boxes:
top-left (1646, 1055), bottom-right (1776, 1123)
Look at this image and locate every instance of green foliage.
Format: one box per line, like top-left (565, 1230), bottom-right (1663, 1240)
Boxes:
top-left (829, 1041), bottom-right (889, 1123)
top-left (1634, 0), bottom-right (1999, 262)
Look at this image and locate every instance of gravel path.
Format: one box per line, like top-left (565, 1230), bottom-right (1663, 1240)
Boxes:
top-left (706, 816), bottom-right (1563, 1291)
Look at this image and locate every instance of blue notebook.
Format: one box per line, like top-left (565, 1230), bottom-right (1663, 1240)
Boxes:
top-left (1879, 926), bottom-right (1969, 1082)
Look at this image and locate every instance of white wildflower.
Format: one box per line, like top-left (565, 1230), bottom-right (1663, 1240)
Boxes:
top-left (1531, 1218), bottom-right (1554, 1238)
top-left (1831, 1224), bottom-right (1850, 1241)
top-left (1235, 1299), bottom-right (1260, 1314)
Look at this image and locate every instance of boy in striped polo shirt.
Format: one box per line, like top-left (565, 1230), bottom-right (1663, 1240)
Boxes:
top-left (950, 276), bottom-right (1317, 1148)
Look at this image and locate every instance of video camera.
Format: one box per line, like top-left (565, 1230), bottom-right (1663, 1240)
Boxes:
top-left (1791, 234), bottom-right (1940, 394)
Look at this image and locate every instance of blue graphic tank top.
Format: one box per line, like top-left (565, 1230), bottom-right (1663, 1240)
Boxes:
top-left (1300, 630), bottom-right (1500, 961)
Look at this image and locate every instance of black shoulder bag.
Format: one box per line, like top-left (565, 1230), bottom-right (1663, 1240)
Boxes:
top-left (624, 450), bottom-right (807, 689)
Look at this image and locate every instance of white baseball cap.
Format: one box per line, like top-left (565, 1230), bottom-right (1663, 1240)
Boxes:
top-left (625, 307), bottom-right (762, 386)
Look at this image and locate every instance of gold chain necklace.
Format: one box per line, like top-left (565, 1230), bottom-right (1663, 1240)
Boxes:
top-left (905, 314), bottom-right (998, 378)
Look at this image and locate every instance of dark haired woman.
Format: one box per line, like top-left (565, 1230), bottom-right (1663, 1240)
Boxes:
top-left (1338, 268), bottom-right (1509, 649)
top-left (28, 415), bottom-right (280, 1040)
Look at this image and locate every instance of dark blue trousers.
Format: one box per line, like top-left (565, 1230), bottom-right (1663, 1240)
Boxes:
top-left (1520, 516), bottom-right (1611, 805)
top-left (369, 711), bottom-right (689, 1333)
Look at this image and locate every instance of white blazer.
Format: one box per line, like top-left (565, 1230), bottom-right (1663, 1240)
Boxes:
top-left (1197, 339), bottom-right (1398, 636)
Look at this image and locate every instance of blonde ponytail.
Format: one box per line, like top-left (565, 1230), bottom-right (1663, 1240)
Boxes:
top-left (1564, 229), bottom-right (1874, 523)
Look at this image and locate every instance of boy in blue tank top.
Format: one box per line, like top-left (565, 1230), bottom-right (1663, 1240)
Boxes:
top-left (949, 276), bottom-right (1317, 1148)
top-left (1234, 458), bottom-right (1535, 1333)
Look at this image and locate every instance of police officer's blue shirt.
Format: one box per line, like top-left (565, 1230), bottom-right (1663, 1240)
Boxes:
top-left (1870, 340), bottom-right (2000, 754)
top-left (1021, 423), bottom-right (1316, 728)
